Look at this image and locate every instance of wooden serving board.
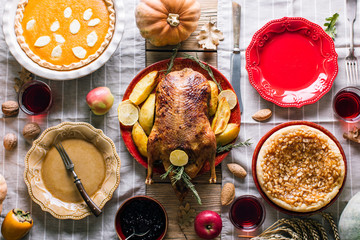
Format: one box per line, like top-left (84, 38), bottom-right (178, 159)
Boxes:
top-left (145, 0), bottom-right (221, 239)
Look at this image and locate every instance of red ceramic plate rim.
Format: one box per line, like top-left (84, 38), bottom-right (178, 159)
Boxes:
top-left (252, 121), bottom-right (347, 216)
top-left (246, 17), bottom-right (338, 108)
top-left (120, 58), bottom-right (241, 174)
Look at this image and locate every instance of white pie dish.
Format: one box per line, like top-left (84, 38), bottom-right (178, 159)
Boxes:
top-left (2, 0), bottom-right (125, 80)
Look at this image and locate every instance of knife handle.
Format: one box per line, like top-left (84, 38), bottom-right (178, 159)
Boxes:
top-left (74, 179), bottom-right (102, 217)
top-left (232, 2), bottom-right (241, 51)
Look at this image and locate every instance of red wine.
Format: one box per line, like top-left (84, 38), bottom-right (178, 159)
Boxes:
top-left (20, 81), bottom-right (52, 115)
top-left (333, 87), bottom-right (360, 121)
top-left (229, 195), bottom-right (265, 231)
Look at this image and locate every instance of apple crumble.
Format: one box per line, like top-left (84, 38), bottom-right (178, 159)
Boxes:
top-left (256, 125), bottom-right (345, 212)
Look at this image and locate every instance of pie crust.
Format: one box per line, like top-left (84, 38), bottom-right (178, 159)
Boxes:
top-left (14, 0), bottom-right (115, 70)
top-left (256, 125), bottom-right (345, 212)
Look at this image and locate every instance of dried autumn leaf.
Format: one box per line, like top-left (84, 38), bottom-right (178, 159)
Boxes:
top-left (14, 68), bottom-right (33, 93)
top-left (177, 202), bottom-right (196, 230)
top-left (196, 20), bottom-right (224, 50)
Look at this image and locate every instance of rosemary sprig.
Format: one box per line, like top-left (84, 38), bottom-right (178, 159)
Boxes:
top-left (182, 172), bottom-right (202, 205)
top-left (216, 138), bottom-right (252, 153)
top-left (160, 165), bottom-right (174, 179)
top-left (182, 53), bottom-right (223, 92)
top-left (163, 43), bottom-right (181, 75)
top-left (324, 13), bottom-right (339, 40)
top-left (171, 166), bottom-right (184, 184)
top-left (160, 165), bottom-right (202, 205)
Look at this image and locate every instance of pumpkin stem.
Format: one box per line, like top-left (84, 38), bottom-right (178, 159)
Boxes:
top-left (167, 13), bottom-right (180, 27)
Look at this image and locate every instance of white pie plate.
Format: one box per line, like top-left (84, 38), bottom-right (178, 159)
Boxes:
top-left (2, 0), bottom-right (125, 80)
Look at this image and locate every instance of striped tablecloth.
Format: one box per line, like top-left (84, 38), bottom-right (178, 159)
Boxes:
top-left (218, 0), bottom-right (359, 239)
top-left (0, 0), bottom-right (146, 239)
top-left (0, 0), bottom-right (359, 239)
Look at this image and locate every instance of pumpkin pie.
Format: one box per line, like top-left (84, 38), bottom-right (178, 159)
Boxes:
top-left (256, 125), bottom-right (345, 212)
top-left (15, 0), bottom-right (115, 70)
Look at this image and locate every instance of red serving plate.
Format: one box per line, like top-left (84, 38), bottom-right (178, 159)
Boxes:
top-left (252, 121), bottom-right (347, 215)
top-left (120, 58), bottom-right (241, 174)
top-left (246, 17), bottom-right (338, 108)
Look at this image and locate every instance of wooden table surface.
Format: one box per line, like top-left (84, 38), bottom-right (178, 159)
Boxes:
top-left (145, 0), bottom-right (222, 239)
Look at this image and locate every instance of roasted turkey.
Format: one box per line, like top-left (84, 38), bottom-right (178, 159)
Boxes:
top-left (146, 68), bottom-right (217, 201)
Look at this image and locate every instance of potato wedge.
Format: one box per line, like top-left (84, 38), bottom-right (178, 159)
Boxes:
top-left (129, 71), bottom-right (158, 105)
top-left (208, 80), bottom-right (218, 116)
top-left (132, 122), bottom-right (148, 157)
top-left (216, 123), bottom-right (240, 146)
top-left (139, 94), bottom-right (155, 135)
top-left (212, 97), bottom-right (231, 135)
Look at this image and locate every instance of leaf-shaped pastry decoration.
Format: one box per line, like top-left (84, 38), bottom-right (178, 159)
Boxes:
top-left (196, 20), bottom-right (224, 50)
top-left (34, 36), bottom-right (51, 47)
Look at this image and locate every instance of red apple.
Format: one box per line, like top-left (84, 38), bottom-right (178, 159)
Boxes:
top-left (194, 210), bottom-right (222, 239)
top-left (86, 87), bottom-right (114, 115)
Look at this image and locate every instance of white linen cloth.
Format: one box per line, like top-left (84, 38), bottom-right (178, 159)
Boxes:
top-left (0, 0), bottom-right (146, 239)
top-left (218, 0), bottom-right (359, 239)
top-left (0, 0), bottom-right (359, 239)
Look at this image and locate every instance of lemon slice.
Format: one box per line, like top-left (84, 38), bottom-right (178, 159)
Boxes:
top-left (218, 90), bottom-right (237, 110)
top-left (169, 150), bottom-right (189, 166)
top-left (117, 100), bottom-right (140, 126)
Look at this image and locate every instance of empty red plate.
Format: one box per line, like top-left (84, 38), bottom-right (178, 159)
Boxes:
top-left (246, 17), bottom-right (338, 108)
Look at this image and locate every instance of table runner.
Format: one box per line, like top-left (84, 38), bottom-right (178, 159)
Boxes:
top-left (218, 0), bottom-right (360, 239)
top-left (0, 0), bottom-right (146, 239)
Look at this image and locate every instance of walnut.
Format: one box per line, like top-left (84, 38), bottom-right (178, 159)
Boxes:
top-left (343, 127), bottom-right (360, 143)
top-left (22, 122), bottom-right (41, 140)
top-left (3, 133), bottom-right (17, 151)
top-left (2, 101), bottom-right (19, 117)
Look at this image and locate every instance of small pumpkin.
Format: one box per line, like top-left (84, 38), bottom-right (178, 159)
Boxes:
top-left (135, 0), bottom-right (201, 46)
top-left (339, 191), bottom-right (360, 239)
